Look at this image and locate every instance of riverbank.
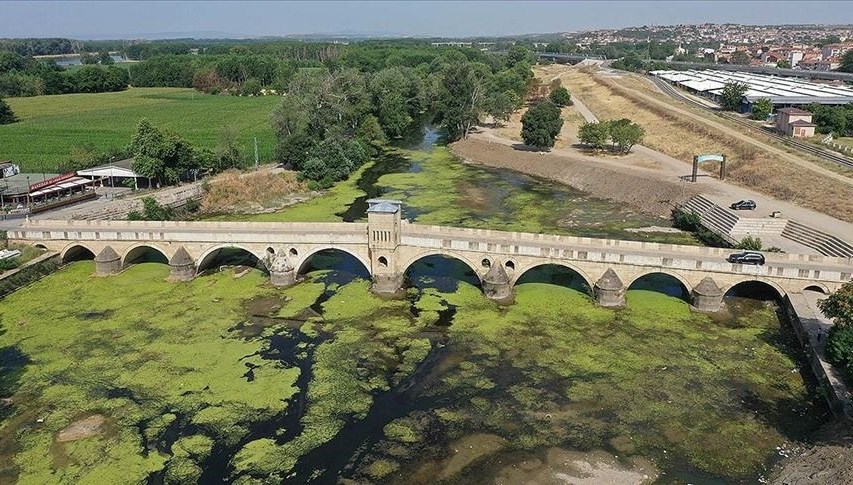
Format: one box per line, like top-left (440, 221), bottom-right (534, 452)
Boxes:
top-left (450, 136), bottom-right (700, 217)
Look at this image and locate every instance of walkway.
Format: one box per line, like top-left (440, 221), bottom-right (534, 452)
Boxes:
top-left (788, 290), bottom-right (853, 416)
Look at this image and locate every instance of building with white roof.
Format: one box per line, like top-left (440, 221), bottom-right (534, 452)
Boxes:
top-left (651, 69), bottom-right (853, 110)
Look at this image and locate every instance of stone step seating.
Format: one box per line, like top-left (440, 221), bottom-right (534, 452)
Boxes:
top-left (679, 195), bottom-right (739, 244)
top-left (782, 221), bottom-right (853, 258)
top-left (730, 217), bottom-right (789, 236)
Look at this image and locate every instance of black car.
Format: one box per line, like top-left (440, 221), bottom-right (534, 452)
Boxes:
top-left (730, 199), bottom-right (757, 210)
top-left (727, 251), bottom-right (765, 265)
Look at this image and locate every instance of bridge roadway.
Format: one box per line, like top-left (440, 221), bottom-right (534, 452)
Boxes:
top-left (10, 200), bottom-right (852, 312)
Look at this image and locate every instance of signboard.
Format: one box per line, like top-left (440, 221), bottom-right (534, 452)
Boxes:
top-left (29, 172), bottom-right (75, 192)
top-left (696, 154), bottom-right (725, 163)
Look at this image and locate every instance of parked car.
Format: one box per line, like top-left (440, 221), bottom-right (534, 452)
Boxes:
top-left (727, 251), bottom-right (765, 265)
top-left (730, 199), bottom-right (756, 210)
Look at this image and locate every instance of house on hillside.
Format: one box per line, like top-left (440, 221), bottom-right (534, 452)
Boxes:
top-left (775, 108), bottom-right (816, 138)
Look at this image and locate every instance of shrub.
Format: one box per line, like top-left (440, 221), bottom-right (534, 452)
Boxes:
top-left (672, 209), bottom-right (701, 230)
top-left (736, 236), bottom-right (762, 250)
top-left (826, 325), bottom-right (853, 381)
top-left (548, 86), bottom-right (572, 107)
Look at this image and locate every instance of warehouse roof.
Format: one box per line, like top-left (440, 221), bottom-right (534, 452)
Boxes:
top-left (652, 69), bottom-right (853, 105)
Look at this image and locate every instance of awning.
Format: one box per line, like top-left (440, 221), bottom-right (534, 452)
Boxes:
top-left (29, 177), bottom-right (92, 197)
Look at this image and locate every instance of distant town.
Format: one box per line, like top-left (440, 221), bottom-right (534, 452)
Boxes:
top-left (558, 23), bottom-right (853, 71)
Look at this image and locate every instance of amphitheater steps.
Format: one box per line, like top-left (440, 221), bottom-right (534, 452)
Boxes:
top-left (782, 221), bottom-right (853, 258)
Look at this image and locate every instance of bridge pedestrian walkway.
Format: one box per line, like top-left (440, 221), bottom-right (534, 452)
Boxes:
top-left (787, 290), bottom-right (853, 417)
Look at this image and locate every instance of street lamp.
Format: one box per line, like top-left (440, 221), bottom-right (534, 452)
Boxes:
top-left (26, 176), bottom-right (31, 208)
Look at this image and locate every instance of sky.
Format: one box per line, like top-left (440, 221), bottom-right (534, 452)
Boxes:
top-left (2, 1), bottom-right (853, 39)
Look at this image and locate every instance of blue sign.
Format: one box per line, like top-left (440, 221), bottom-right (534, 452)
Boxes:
top-left (696, 154), bottom-right (725, 163)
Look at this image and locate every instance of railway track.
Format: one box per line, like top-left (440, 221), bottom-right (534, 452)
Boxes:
top-left (647, 76), bottom-right (853, 170)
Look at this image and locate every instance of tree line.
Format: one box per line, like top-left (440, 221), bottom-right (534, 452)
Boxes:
top-left (0, 51), bottom-right (128, 97)
top-left (272, 45), bottom-right (535, 187)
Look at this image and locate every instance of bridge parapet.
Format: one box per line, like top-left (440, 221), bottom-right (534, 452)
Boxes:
top-left (10, 216), bottom-right (852, 309)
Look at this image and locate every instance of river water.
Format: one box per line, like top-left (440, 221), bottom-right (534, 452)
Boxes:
top-left (0, 128), bottom-right (829, 484)
top-left (223, 130), bottom-right (826, 483)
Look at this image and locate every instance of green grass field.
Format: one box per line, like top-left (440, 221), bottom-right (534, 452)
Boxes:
top-left (0, 88), bottom-right (281, 172)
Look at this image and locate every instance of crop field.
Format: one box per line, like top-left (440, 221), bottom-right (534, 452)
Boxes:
top-left (0, 88), bottom-right (281, 172)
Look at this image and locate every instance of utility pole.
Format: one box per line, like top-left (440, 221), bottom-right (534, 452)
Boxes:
top-left (254, 137), bottom-right (259, 169)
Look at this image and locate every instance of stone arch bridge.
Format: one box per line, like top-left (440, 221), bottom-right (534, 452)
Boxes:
top-left (11, 200), bottom-right (852, 312)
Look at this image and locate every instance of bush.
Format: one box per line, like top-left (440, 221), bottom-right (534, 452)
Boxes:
top-left (736, 236), bottom-right (762, 250)
top-left (826, 325), bottom-right (853, 381)
top-left (548, 86), bottom-right (572, 107)
top-left (672, 209), bottom-right (701, 230)
top-left (520, 100), bottom-right (563, 150)
top-left (127, 197), bottom-right (175, 221)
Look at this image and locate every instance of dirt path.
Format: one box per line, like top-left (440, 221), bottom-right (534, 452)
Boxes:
top-left (603, 74), bottom-right (853, 187)
top-left (468, 91), bottom-right (853, 243)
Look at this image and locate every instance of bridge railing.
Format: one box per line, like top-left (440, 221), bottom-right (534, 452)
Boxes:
top-left (402, 223), bottom-right (853, 267)
top-left (17, 219), bottom-right (368, 234)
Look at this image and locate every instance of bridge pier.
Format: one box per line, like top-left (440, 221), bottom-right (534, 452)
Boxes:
top-left (371, 272), bottom-right (405, 296)
top-left (169, 246), bottom-right (196, 282)
top-left (268, 254), bottom-right (297, 288)
top-left (94, 246), bottom-right (121, 276)
top-left (691, 276), bottom-right (724, 313)
top-left (594, 268), bottom-right (625, 307)
top-left (483, 261), bottom-right (513, 303)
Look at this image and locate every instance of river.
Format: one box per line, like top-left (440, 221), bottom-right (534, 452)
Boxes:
top-left (0, 129), bottom-right (829, 484)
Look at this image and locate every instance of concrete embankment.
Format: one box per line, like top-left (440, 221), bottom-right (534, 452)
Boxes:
top-left (0, 251), bottom-right (61, 298)
top-left (785, 291), bottom-right (853, 419)
top-left (450, 137), bottom-right (700, 217)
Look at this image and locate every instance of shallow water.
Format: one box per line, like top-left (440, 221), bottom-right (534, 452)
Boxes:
top-left (0, 129), bottom-right (830, 484)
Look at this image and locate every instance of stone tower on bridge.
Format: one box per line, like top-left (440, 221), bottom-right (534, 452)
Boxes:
top-left (366, 199), bottom-right (404, 295)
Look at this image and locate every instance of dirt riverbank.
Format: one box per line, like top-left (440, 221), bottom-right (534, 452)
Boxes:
top-left (450, 137), bottom-right (700, 218)
top-left (769, 420), bottom-right (853, 485)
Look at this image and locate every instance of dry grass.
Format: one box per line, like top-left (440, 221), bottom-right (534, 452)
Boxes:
top-left (201, 168), bottom-right (306, 214)
top-left (560, 69), bottom-right (853, 222)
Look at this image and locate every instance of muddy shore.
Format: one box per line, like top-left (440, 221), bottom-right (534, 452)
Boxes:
top-left (450, 137), bottom-right (700, 218)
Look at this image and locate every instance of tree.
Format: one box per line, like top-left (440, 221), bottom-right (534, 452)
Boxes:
top-left (437, 62), bottom-right (488, 141)
top-left (484, 90), bottom-right (516, 127)
top-left (129, 118), bottom-right (199, 185)
top-left (98, 51), bottom-right (115, 65)
top-left (608, 119), bottom-right (644, 154)
top-left (578, 121), bottom-right (610, 150)
top-left (548, 86), bottom-right (572, 107)
top-left (839, 50), bottom-right (853, 73)
top-left (819, 281), bottom-right (853, 328)
top-left (214, 126), bottom-right (243, 171)
top-left (520, 101), bottom-right (563, 150)
top-left (750, 98), bottom-right (773, 121)
top-left (820, 281), bottom-right (853, 380)
top-left (729, 51), bottom-right (752, 65)
top-left (0, 98), bottom-right (17, 125)
top-left (719, 81), bottom-right (748, 111)
top-left (80, 52), bottom-right (97, 65)
top-left (776, 60), bottom-right (791, 69)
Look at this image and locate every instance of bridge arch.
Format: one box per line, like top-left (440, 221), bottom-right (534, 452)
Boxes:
top-left (400, 249), bottom-right (483, 290)
top-left (511, 262), bottom-right (594, 294)
top-left (626, 270), bottom-right (693, 299)
top-left (60, 243), bottom-right (97, 263)
top-left (121, 243), bottom-right (169, 267)
top-left (33, 243), bottom-right (48, 251)
top-left (295, 246), bottom-right (371, 277)
top-left (723, 278), bottom-right (787, 301)
top-left (195, 244), bottom-right (265, 275)
top-left (803, 283), bottom-right (830, 295)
